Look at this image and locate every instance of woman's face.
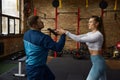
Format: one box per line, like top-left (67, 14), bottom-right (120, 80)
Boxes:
top-left (88, 18), bottom-right (98, 30)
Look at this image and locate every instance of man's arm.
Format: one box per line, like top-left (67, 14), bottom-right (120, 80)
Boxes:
top-left (41, 34), bottom-right (66, 52)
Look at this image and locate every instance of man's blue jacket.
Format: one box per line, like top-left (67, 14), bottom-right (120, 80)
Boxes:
top-left (23, 30), bottom-right (66, 66)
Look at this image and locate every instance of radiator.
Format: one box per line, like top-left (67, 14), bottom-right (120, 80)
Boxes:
top-left (0, 42), bottom-right (4, 55)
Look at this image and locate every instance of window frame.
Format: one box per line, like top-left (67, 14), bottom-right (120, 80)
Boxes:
top-left (0, 0), bottom-right (22, 37)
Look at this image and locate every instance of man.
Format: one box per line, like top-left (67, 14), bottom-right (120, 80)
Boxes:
top-left (23, 15), bottom-right (66, 80)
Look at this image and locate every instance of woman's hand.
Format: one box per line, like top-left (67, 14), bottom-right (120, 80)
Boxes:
top-left (56, 27), bottom-right (66, 35)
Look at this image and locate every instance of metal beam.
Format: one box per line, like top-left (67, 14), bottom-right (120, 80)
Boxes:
top-left (104, 9), bottom-right (120, 12)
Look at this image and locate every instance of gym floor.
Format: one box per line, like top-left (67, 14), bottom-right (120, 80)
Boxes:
top-left (0, 54), bottom-right (120, 80)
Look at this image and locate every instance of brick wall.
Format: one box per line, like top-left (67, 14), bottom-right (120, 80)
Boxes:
top-left (24, 0), bottom-right (120, 50)
top-left (0, 36), bottom-right (24, 58)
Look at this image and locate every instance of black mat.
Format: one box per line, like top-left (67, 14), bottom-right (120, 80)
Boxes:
top-left (48, 55), bottom-right (120, 80)
top-left (0, 55), bottom-right (120, 80)
top-left (48, 55), bottom-right (90, 80)
top-left (0, 62), bottom-right (26, 80)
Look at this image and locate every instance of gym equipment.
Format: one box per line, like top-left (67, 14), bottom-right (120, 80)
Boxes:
top-left (48, 50), bottom-right (63, 57)
top-left (59, 0), bottom-right (62, 8)
top-left (47, 28), bottom-right (58, 36)
top-left (58, 12), bottom-right (78, 14)
top-left (114, 0), bottom-right (117, 10)
top-left (103, 46), bottom-right (114, 58)
top-left (113, 41), bottom-right (120, 59)
top-left (104, 10), bottom-right (120, 12)
top-left (103, 42), bottom-right (120, 59)
top-left (116, 41), bottom-right (120, 50)
top-left (24, 0), bottom-right (34, 17)
top-left (10, 51), bottom-right (25, 61)
top-left (34, 8), bottom-right (37, 16)
top-left (103, 9), bottom-right (120, 20)
top-left (52, 0), bottom-right (59, 8)
top-left (113, 41), bottom-right (120, 58)
top-left (86, 0), bottom-right (89, 8)
top-left (104, 9), bottom-right (120, 20)
top-left (77, 8), bottom-right (90, 57)
top-left (53, 7), bottom-right (58, 57)
top-left (14, 56), bottom-right (26, 77)
top-left (24, 3), bottom-right (31, 17)
top-left (50, 7), bottom-right (89, 57)
top-left (58, 9), bottom-right (81, 56)
top-left (113, 47), bottom-right (120, 59)
top-left (72, 43), bottom-right (90, 60)
top-left (76, 8), bottom-right (80, 50)
top-left (99, 0), bottom-right (108, 9)
top-left (57, 8), bottom-right (89, 58)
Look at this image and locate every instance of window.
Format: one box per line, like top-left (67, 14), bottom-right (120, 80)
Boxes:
top-left (9, 19), bottom-right (15, 34)
top-left (15, 19), bottom-right (20, 34)
top-left (0, 0), bottom-right (22, 36)
top-left (2, 0), bottom-right (19, 17)
top-left (2, 17), bottom-right (8, 35)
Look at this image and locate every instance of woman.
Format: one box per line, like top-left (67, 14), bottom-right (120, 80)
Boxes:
top-left (57, 16), bottom-right (107, 80)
